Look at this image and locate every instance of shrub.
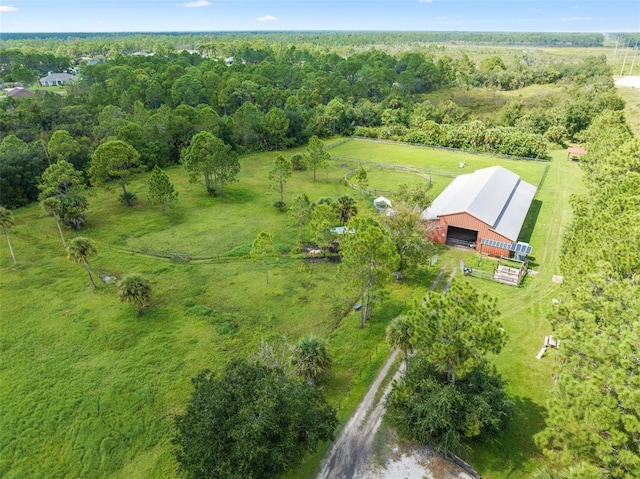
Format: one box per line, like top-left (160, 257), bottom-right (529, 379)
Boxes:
top-left (290, 153), bottom-right (307, 171)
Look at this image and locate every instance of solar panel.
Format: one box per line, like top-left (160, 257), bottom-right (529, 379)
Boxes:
top-left (481, 238), bottom-right (532, 256)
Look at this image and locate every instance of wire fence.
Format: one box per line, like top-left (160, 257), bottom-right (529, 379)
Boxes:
top-left (344, 136), bottom-right (551, 163)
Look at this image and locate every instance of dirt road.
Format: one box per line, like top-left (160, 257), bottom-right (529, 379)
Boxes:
top-left (317, 348), bottom-right (404, 479)
top-left (318, 268), bottom-right (456, 479)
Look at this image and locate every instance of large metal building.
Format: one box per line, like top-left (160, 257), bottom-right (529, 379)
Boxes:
top-left (421, 166), bottom-right (536, 257)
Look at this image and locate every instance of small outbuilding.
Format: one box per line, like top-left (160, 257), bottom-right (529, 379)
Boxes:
top-left (6, 87), bottom-right (34, 98)
top-left (422, 166), bottom-right (536, 257)
top-left (373, 196), bottom-right (392, 210)
top-left (567, 147), bottom-right (587, 161)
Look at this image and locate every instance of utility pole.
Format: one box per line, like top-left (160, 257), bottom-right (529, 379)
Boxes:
top-left (629, 43), bottom-right (638, 76)
top-left (620, 42), bottom-right (630, 76)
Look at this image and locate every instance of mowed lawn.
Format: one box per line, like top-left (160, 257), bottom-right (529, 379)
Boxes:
top-left (458, 150), bottom-right (585, 476)
top-left (1, 140), bottom-right (576, 478)
top-left (328, 138), bottom-right (548, 187)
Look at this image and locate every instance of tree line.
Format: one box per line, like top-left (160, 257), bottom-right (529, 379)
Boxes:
top-left (534, 110), bottom-right (640, 475)
top-left (1, 37), bottom-right (624, 209)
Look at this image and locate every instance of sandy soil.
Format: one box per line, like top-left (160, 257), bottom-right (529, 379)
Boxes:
top-left (363, 443), bottom-right (475, 479)
top-left (615, 76), bottom-right (640, 88)
top-left (317, 348), bottom-right (404, 479)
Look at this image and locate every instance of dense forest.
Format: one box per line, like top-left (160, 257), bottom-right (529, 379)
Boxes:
top-left (1, 31), bottom-right (607, 50)
top-left (0, 34), bottom-right (624, 208)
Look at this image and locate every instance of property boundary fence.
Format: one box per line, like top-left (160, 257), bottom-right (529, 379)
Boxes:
top-left (328, 137), bottom-right (551, 189)
top-left (345, 136), bottom-right (550, 163)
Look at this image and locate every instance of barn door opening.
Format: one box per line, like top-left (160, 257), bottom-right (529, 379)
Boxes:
top-left (446, 226), bottom-right (478, 248)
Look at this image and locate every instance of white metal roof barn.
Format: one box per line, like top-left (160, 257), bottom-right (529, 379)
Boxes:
top-left (422, 166), bottom-right (536, 257)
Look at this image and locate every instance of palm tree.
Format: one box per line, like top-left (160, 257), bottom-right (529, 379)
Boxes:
top-left (291, 335), bottom-right (332, 386)
top-left (67, 237), bottom-right (98, 288)
top-left (336, 195), bottom-right (358, 224)
top-left (0, 206), bottom-right (17, 265)
top-left (42, 197), bottom-right (66, 248)
top-left (386, 315), bottom-right (415, 363)
top-left (118, 274), bottom-right (152, 316)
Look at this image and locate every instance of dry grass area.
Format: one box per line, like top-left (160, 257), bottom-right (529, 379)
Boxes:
top-left (615, 78), bottom-right (640, 136)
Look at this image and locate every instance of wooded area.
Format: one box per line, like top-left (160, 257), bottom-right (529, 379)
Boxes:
top-left (0, 33), bottom-right (624, 209)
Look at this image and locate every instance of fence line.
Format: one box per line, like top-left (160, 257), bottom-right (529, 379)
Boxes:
top-left (341, 136), bottom-right (550, 163)
top-left (336, 155), bottom-right (456, 179)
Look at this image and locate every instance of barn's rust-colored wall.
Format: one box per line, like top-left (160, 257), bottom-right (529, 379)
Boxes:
top-left (426, 213), bottom-right (512, 257)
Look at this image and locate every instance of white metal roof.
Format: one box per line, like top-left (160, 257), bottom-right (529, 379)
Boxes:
top-left (421, 166), bottom-right (536, 241)
top-left (373, 196), bottom-right (392, 207)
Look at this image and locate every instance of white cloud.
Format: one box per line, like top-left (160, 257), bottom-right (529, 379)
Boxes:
top-left (419, 0), bottom-right (433, 3)
top-left (177, 1), bottom-right (211, 8)
top-left (0, 5), bottom-right (18, 12)
top-left (255, 15), bottom-right (277, 22)
top-left (527, 8), bottom-right (543, 13)
top-left (561, 16), bottom-right (590, 21)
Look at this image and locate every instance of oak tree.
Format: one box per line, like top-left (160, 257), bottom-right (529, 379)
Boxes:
top-left (173, 359), bottom-right (337, 479)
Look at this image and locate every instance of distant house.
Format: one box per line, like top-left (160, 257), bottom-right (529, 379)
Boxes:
top-left (6, 87), bottom-right (34, 98)
top-left (421, 166), bottom-right (536, 257)
top-left (39, 72), bottom-right (78, 87)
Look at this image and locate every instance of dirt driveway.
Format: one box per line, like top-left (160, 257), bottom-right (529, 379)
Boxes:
top-left (318, 268), bottom-right (474, 479)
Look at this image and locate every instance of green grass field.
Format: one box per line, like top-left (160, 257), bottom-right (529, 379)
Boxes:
top-left (329, 138), bottom-right (548, 186)
top-left (0, 139), bottom-right (581, 478)
top-left (617, 85), bottom-right (640, 137)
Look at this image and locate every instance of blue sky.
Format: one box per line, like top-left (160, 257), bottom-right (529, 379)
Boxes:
top-left (0, 1), bottom-right (638, 33)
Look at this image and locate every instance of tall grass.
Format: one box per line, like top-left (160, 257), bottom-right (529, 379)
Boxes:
top-left (0, 140), bottom-right (578, 478)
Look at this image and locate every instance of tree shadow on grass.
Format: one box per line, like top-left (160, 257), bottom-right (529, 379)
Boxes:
top-left (219, 187), bottom-right (259, 204)
top-left (463, 395), bottom-right (547, 476)
top-left (518, 199), bottom-right (542, 245)
top-left (400, 264), bottom-right (443, 289)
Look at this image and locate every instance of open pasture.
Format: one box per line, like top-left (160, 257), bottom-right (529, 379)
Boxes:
top-left (0, 144), bottom-right (420, 478)
top-left (0, 139), bottom-right (580, 478)
top-left (329, 138), bottom-right (548, 186)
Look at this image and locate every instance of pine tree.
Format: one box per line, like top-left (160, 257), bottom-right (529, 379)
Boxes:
top-left (251, 231), bottom-right (277, 284)
top-left (147, 166), bottom-right (178, 217)
top-left (268, 154), bottom-right (292, 209)
top-left (306, 135), bottom-right (329, 182)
